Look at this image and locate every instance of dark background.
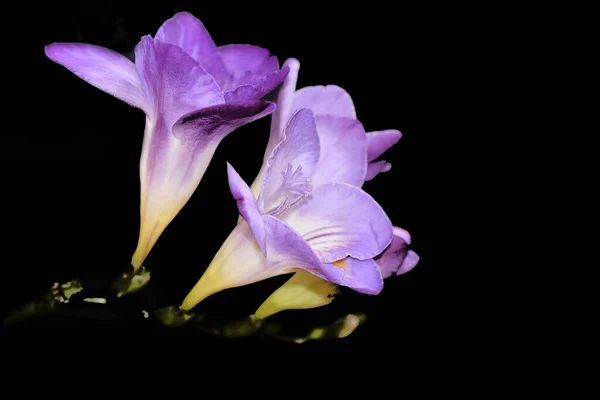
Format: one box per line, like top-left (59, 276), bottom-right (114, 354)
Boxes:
top-left (1, 1), bottom-right (433, 352)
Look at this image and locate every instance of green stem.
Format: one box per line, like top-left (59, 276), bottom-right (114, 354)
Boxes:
top-left (3, 280), bottom-right (83, 327)
top-left (110, 266), bottom-right (151, 297)
top-left (152, 305), bottom-right (366, 343)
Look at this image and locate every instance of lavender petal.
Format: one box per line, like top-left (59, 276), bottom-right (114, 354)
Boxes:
top-left (134, 35), bottom-right (224, 124)
top-left (311, 115), bottom-right (368, 187)
top-left (44, 43), bottom-right (148, 113)
top-left (154, 11), bottom-right (219, 68)
top-left (223, 67), bottom-right (290, 104)
top-left (214, 44), bottom-right (280, 92)
top-left (282, 182), bottom-right (393, 263)
top-left (365, 160), bottom-right (392, 181)
top-left (376, 226), bottom-right (419, 278)
top-left (292, 85), bottom-right (356, 119)
top-left (320, 257), bottom-right (383, 295)
top-left (366, 129), bottom-right (402, 162)
top-left (227, 162), bottom-right (266, 255)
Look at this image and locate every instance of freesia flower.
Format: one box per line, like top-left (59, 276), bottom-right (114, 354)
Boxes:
top-left (248, 61), bottom-right (418, 319)
top-left (180, 108), bottom-right (394, 310)
top-left (45, 12), bottom-right (289, 270)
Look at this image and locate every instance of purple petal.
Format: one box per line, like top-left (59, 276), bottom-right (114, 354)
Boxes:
top-left (44, 43), bottom-right (148, 112)
top-left (173, 101), bottom-right (275, 142)
top-left (259, 109), bottom-right (320, 215)
top-left (263, 58), bottom-right (301, 163)
top-left (283, 182), bottom-right (393, 263)
top-left (311, 115), bottom-right (367, 187)
top-left (223, 67), bottom-right (290, 103)
top-left (365, 160), bottom-right (392, 181)
top-left (262, 215), bottom-right (327, 278)
top-left (375, 226), bottom-right (419, 278)
top-left (215, 45), bottom-right (280, 91)
top-left (321, 257), bottom-right (383, 294)
top-left (154, 11), bottom-right (219, 67)
top-left (265, 215), bottom-right (382, 294)
top-left (227, 162), bottom-right (266, 255)
top-left (397, 250), bottom-right (420, 275)
top-left (134, 36), bottom-right (224, 123)
top-left (366, 129), bottom-right (402, 162)
top-left (292, 85), bottom-right (356, 119)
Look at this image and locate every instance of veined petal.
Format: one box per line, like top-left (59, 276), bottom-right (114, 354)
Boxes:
top-left (366, 129), bottom-right (402, 162)
top-left (180, 215), bottom-right (325, 310)
top-left (259, 109), bottom-right (320, 215)
top-left (321, 257), bottom-right (383, 295)
top-left (365, 160), bottom-right (392, 181)
top-left (215, 45), bottom-right (280, 91)
top-left (282, 182), bottom-right (393, 263)
top-left (250, 58), bottom-right (300, 198)
top-left (311, 115), bottom-right (367, 187)
top-left (254, 271), bottom-right (338, 319)
top-left (223, 67), bottom-right (290, 104)
top-left (376, 226), bottom-right (419, 277)
top-left (292, 85), bottom-right (356, 119)
top-left (227, 162), bottom-right (266, 255)
top-left (134, 36), bottom-right (224, 124)
top-left (172, 101), bottom-right (275, 142)
top-left (131, 101), bottom-right (275, 269)
top-left (44, 43), bottom-right (148, 112)
top-left (154, 11), bottom-right (218, 67)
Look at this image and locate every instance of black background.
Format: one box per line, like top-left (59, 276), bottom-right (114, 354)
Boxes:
top-left (1, 1), bottom-right (433, 353)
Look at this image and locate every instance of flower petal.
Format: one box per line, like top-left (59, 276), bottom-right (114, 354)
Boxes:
top-left (172, 101), bottom-right (276, 142)
top-left (398, 250), bottom-right (420, 275)
top-left (134, 36), bottom-right (224, 124)
top-left (292, 85), bottom-right (356, 119)
top-left (227, 162), bottom-right (266, 255)
top-left (215, 44), bottom-right (280, 91)
top-left (249, 58), bottom-right (300, 197)
top-left (366, 129), bottom-right (402, 162)
top-left (365, 160), bottom-right (392, 181)
top-left (375, 226), bottom-right (419, 278)
top-left (259, 109), bottom-right (320, 215)
top-left (254, 271), bottom-right (338, 319)
top-left (44, 43), bottom-right (148, 112)
top-left (321, 257), bottom-right (383, 294)
top-left (282, 182), bottom-right (393, 263)
top-left (261, 215), bottom-right (336, 282)
top-left (311, 115), bottom-right (367, 187)
top-left (264, 59), bottom-right (300, 162)
top-left (154, 11), bottom-right (218, 67)
top-left (223, 67), bottom-right (290, 103)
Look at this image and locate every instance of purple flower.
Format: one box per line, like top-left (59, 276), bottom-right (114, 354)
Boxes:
top-left (249, 61), bottom-right (418, 318)
top-left (44, 12), bottom-right (289, 270)
top-left (181, 108), bottom-right (394, 310)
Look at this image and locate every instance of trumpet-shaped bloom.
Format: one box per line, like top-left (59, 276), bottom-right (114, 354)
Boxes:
top-left (45, 12), bottom-right (288, 269)
top-left (181, 109), bottom-right (394, 310)
top-left (251, 62), bottom-right (417, 318)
